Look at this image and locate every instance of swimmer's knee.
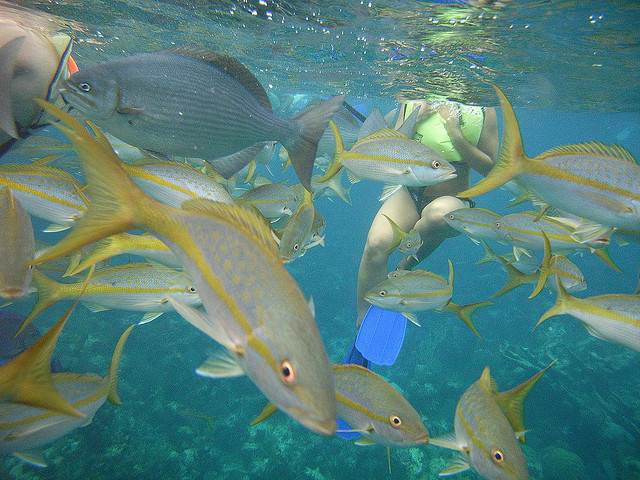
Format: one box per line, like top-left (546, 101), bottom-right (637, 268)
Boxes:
top-left (421, 196), bottom-right (467, 229)
top-left (364, 231), bottom-right (395, 260)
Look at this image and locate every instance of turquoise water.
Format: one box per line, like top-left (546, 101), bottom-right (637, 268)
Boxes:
top-left (2, 1), bottom-right (640, 479)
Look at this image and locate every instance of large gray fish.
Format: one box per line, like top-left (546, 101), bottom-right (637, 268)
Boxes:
top-left (431, 363), bottom-right (554, 480)
top-left (0, 188), bottom-right (34, 299)
top-left (61, 48), bottom-right (344, 190)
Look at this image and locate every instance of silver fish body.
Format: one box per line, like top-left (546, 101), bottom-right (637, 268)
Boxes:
top-left (453, 378), bottom-right (528, 480)
top-left (343, 133), bottom-right (456, 186)
top-left (445, 207), bottom-right (502, 242)
top-left (238, 183), bottom-right (299, 219)
top-left (0, 374), bottom-right (106, 455)
top-left (366, 269), bottom-right (451, 312)
top-left (62, 50), bottom-right (344, 190)
top-left (0, 188), bottom-right (34, 299)
top-left (335, 365), bottom-right (428, 447)
top-left (520, 154), bottom-right (640, 230)
top-left (0, 164), bottom-right (86, 228)
top-left (124, 161), bottom-right (233, 208)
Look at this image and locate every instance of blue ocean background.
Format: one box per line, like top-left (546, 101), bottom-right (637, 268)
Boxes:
top-left (2, 1), bottom-right (640, 479)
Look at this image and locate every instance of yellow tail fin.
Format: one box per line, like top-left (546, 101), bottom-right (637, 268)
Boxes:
top-left (446, 301), bottom-right (491, 338)
top-left (457, 85), bottom-right (528, 198)
top-left (17, 269), bottom-right (73, 336)
top-left (66, 234), bottom-right (123, 277)
top-left (0, 300), bottom-right (84, 417)
top-left (316, 120), bottom-right (344, 183)
top-left (32, 100), bottom-right (146, 266)
top-left (106, 324), bottom-right (136, 405)
top-left (529, 231), bottom-right (552, 299)
top-left (495, 360), bottom-right (556, 443)
top-left (535, 277), bottom-right (574, 330)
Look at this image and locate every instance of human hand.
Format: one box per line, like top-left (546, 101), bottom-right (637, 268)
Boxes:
top-left (439, 103), bottom-right (462, 136)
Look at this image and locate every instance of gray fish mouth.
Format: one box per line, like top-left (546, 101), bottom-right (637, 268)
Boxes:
top-left (60, 82), bottom-right (97, 112)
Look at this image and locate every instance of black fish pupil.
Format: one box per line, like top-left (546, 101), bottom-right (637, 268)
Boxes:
top-left (282, 366), bottom-right (291, 377)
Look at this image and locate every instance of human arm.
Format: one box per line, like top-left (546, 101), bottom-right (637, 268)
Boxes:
top-left (440, 105), bottom-right (498, 177)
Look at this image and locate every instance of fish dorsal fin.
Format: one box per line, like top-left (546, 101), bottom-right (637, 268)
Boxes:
top-left (357, 109), bottom-right (388, 140)
top-left (360, 128), bottom-right (407, 142)
top-left (478, 367), bottom-right (498, 394)
top-left (181, 199), bottom-right (278, 258)
top-left (166, 48), bottom-right (271, 110)
top-left (495, 361), bottom-right (555, 443)
top-left (106, 324), bottom-right (135, 405)
top-left (0, 302), bottom-right (84, 417)
top-left (538, 142), bottom-right (637, 164)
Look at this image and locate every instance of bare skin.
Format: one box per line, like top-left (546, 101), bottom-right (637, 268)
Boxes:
top-left (356, 102), bottom-right (498, 326)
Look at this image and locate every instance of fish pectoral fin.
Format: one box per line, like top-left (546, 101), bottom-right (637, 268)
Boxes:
top-left (429, 432), bottom-right (460, 451)
top-left (43, 223), bottom-right (72, 233)
top-left (402, 312), bottom-right (421, 327)
top-left (139, 312), bottom-right (164, 325)
top-left (5, 416), bottom-right (71, 441)
top-left (83, 302), bottom-right (111, 313)
top-left (439, 458), bottom-right (471, 477)
top-left (116, 106), bottom-right (145, 115)
top-left (513, 246), bottom-right (532, 261)
top-left (570, 221), bottom-right (614, 244)
top-left (584, 324), bottom-right (607, 341)
top-left (167, 297), bottom-right (235, 351)
top-left (195, 350), bottom-right (245, 379)
top-left (13, 450), bottom-right (47, 468)
top-left (346, 169), bottom-right (361, 184)
top-left (379, 184), bottom-right (402, 202)
top-left (354, 436), bottom-right (376, 446)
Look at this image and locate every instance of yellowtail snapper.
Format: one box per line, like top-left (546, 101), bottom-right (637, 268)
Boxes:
top-left (364, 260), bottom-right (491, 337)
top-left (430, 362), bottom-right (555, 480)
top-left (32, 100), bottom-right (336, 436)
top-left (458, 85), bottom-right (640, 230)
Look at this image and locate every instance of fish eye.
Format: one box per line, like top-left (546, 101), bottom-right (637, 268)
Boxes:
top-left (293, 243), bottom-right (300, 251)
top-left (79, 82), bottom-right (91, 92)
top-left (431, 160), bottom-right (441, 169)
top-left (406, 242), bottom-right (412, 248)
top-left (495, 222), bottom-right (501, 229)
top-left (187, 286), bottom-right (197, 293)
top-left (449, 214), bottom-right (455, 220)
top-left (389, 415), bottom-right (402, 428)
top-left (280, 360), bottom-right (296, 384)
top-left (379, 290), bottom-right (387, 296)
top-left (491, 448), bottom-right (505, 464)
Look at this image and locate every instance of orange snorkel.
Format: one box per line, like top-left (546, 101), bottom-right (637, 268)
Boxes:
top-left (67, 55), bottom-right (79, 74)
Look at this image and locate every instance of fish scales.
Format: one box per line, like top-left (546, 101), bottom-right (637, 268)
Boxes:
top-left (455, 382), bottom-right (526, 480)
top-left (78, 53), bottom-right (290, 158)
top-left (0, 189), bottom-right (34, 299)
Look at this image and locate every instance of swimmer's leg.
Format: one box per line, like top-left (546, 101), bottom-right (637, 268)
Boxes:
top-left (397, 196), bottom-right (467, 270)
top-left (356, 187), bottom-right (419, 328)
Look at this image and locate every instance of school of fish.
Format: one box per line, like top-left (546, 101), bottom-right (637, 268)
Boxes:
top-left (0, 5), bottom-right (638, 479)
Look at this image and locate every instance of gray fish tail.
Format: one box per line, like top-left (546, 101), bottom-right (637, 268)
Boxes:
top-left (282, 95), bottom-right (345, 191)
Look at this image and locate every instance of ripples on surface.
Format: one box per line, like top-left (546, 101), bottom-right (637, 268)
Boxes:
top-left (16, 0), bottom-right (640, 111)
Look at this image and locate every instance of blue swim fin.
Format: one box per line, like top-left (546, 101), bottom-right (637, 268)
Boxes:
top-left (355, 305), bottom-right (407, 367)
top-left (343, 341), bottom-right (369, 368)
